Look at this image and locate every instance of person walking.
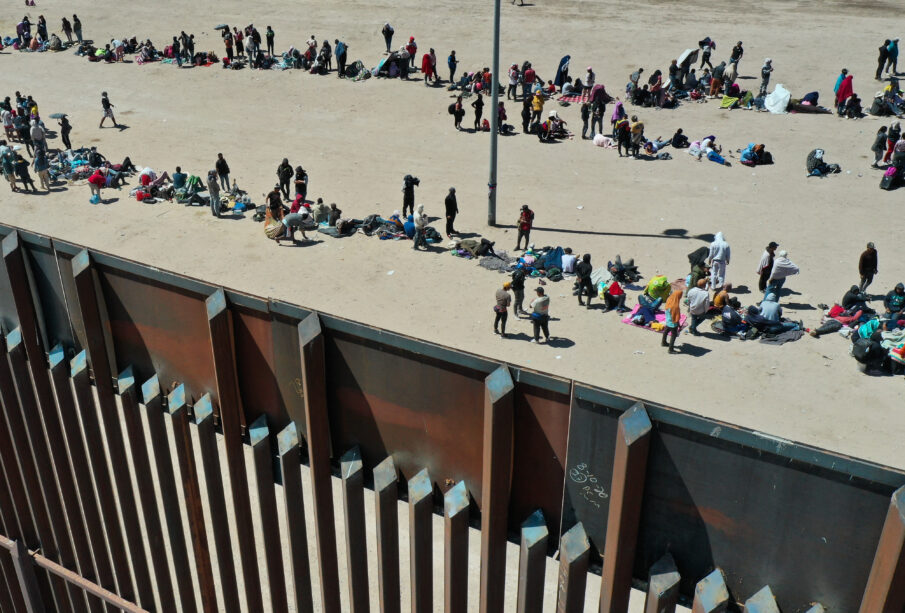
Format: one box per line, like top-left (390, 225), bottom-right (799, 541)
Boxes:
top-left (575, 254), bottom-right (594, 308)
top-left (661, 289), bottom-right (683, 354)
top-left (216, 153), bottom-right (230, 191)
top-left (756, 241), bottom-right (778, 292)
top-left (444, 187), bottom-right (458, 237)
top-left (511, 268), bottom-right (527, 317)
top-left (859, 242), bottom-right (878, 292)
top-left (515, 204), bottom-right (534, 250)
top-left (871, 126), bottom-right (888, 168)
top-left (766, 250), bottom-right (799, 296)
top-left (99, 92), bottom-right (117, 128)
top-left (381, 23), bottom-right (394, 54)
top-left (529, 287), bottom-right (551, 343)
top-left (277, 158), bottom-right (293, 200)
top-left (707, 232), bottom-right (730, 290)
top-left (493, 282), bottom-right (512, 337)
top-left (685, 279), bottom-right (710, 335)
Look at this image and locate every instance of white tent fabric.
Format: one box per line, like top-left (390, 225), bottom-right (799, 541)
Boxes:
top-left (764, 84), bottom-right (791, 114)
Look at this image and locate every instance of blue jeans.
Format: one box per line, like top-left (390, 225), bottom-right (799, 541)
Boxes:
top-left (765, 277), bottom-right (785, 298)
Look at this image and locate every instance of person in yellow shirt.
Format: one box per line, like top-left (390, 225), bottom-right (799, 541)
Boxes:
top-left (531, 92), bottom-right (544, 124)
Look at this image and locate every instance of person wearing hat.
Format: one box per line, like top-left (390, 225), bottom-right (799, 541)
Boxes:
top-left (859, 242), bottom-right (879, 292)
top-left (515, 204), bottom-right (534, 251)
top-left (493, 282), bottom-right (512, 337)
top-left (444, 187), bottom-right (459, 238)
top-left (757, 242), bottom-right (779, 292)
top-left (529, 287), bottom-right (551, 343)
top-left (884, 283), bottom-right (905, 330)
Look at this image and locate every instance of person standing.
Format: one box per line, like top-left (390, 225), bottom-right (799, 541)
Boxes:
top-left (871, 126), bottom-right (888, 168)
top-left (99, 92), bottom-right (117, 128)
top-left (32, 147), bottom-right (50, 192)
top-left (515, 204), bottom-right (534, 250)
top-left (402, 174), bottom-right (417, 217)
top-left (73, 14), bottom-right (83, 44)
top-left (576, 254), bottom-right (594, 308)
top-left (511, 268), bottom-right (527, 317)
top-left (767, 250), bottom-right (799, 296)
top-left (448, 51), bottom-right (459, 84)
top-left (412, 203), bottom-right (428, 250)
top-left (877, 39), bottom-right (891, 80)
top-left (685, 279), bottom-right (710, 335)
top-left (529, 287), bottom-right (551, 343)
top-left (859, 242), bottom-right (879, 292)
top-left (472, 93), bottom-right (484, 130)
top-left (61, 17), bottom-right (73, 44)
top-left (493, 282), bottom-right (512, 337)
top-left (580, 102), bottom-right (590, 139)
top-left (886, 38), bottom-right (900, 75)
top-left (729, 41), bottom-right (744, 67)
top-left (216, 153), bottom-right (230, 191)
top-left (335, 39), bottom-right (348, 76)
top-left (661, 289), bottom-right (683, 353)
top-left (381, 23), bottom-right (394, 54)
top-left (507, 63), bottom-right (519, 100)
top-left (756, 241), bottom-right (778, 292)
top-left (266, 26), bottom-right (275, 56)
top-left (444, 187), bottom-right (458, 237)
top-left (759, 59), bottom-right (773, 97)
top-left (707, 232), bottom-right (730, 290)
top-left (277, 158), bottom-right (293, 200)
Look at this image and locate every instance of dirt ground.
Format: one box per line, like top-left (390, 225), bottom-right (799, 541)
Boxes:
top-left (0, 0), bottom-right (903, 476)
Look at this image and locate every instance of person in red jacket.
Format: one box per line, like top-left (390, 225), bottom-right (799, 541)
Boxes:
top-left (88, 169), bottom-right (105, 202)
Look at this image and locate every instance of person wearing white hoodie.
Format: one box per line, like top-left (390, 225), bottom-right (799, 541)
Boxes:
top-left (707, 232), bottom-right (730, 290)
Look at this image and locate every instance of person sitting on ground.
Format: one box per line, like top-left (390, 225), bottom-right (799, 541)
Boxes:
top-left (884, 282), bottom-right (905, 329)
top-left (172, 166), bottom-right (187, 190)
top-left (806, 148), bottom-right (841, 177)
top-left (671, 128), bottom-right (689, 148)
top-left (561, 247), bottom-right (577, 273)
top-left (754, 293), bottom-right (801, 333)
top-left (841, 284), bottom-right (875, 315)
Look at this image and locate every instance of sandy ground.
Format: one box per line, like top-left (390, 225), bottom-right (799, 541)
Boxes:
top-left (1, 0), bottom-right (904, 480)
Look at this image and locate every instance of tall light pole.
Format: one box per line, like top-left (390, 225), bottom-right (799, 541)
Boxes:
top-left (487, 0), bottom-right (501, 226)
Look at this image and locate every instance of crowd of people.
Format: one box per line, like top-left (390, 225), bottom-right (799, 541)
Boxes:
top-left (2, 13), bottom-right (905, 373)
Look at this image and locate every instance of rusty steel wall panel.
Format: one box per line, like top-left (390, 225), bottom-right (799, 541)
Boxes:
top-left (325, 330), bottom-right (486, 503)
top-left (510, 380), bottom-right (570, 542)
top-left (94, 266), bottom-right (215, 399)
top-left (634, 422), bottom-right (892, 612)
top-left (232, 304), bottom-right (288, 432)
